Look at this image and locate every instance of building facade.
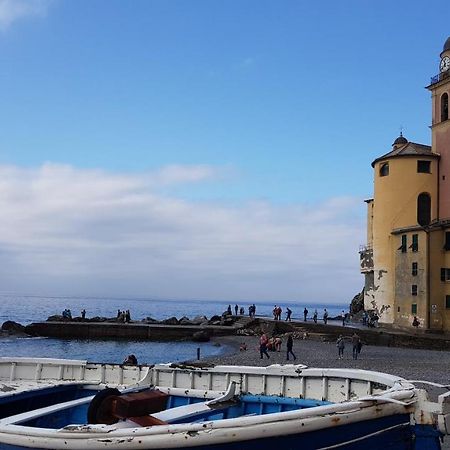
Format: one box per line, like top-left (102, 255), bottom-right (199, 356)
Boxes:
top-left (360, 37), bottom-right (450, 331)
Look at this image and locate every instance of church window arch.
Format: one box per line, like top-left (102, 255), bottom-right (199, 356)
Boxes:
top-left (417, 192), bottom-right (431, 226)
top-left (441, 93), bottom-right (449, 122)
top-left (379, 162), bottom-right (389, 177)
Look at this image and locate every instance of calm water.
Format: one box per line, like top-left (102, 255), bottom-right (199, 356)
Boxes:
top-left (0, 295), bottom-right (347, 365)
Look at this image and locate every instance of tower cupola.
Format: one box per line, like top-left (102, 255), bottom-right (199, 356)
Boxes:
top-left (443, 36), bottom-right (450, 53)
top-left (392, 132), bottom-right (408, 149)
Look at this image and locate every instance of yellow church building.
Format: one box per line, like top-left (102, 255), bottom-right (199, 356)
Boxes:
top-left (360, 37), bottom-right (450, 332)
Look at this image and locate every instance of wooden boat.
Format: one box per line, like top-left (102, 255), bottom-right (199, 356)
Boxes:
top-left (0, 357), bottom-right (449, 449)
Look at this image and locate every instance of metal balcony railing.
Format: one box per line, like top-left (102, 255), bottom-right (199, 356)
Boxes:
top-left (429, 71), bottom-right (450, 86)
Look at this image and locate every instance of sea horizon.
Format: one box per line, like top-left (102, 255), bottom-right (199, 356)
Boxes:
top-left (0, 294), bottom-right (349, 365)
top-left (0, 293), bottom-right (349, 326)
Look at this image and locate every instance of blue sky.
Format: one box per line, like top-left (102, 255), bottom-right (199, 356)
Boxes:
top-left (0, 0), bottom-right (449, 303)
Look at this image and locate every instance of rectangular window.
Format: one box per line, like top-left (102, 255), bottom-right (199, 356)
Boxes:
top-left (398, 234), bottom-right (407, 252)
top-left (412, 262), bottom-right (418, 276)
top-left (445, 232), bottom-right (450, 251)
top-left (417, 160), bottom-right (431, 173)
top-left (446, 296), bottom-right (450, 309)
top-left (411, 285), bottom-right (418, 296)
top-left (412, 303), bottom-right (417, 314)
top-left (411, 234), bottom-right (418, 252)
top-left (441, 268), bottom-right (450, 281)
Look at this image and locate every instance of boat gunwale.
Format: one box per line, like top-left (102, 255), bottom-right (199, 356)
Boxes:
top-left (0, 384), bottom-right (416, 438)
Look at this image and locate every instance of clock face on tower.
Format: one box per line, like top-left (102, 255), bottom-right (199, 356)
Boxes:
top-left (440, 55), bottom-right (450, 72)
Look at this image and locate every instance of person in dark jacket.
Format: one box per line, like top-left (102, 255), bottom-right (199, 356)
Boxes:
top-left (286, 334), bottom-right (296, 361)
top-left (351, 333), bottom-right (361, 360)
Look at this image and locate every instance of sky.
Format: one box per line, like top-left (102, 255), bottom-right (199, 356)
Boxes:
top-left (0, 0), bottom-right (449, 303)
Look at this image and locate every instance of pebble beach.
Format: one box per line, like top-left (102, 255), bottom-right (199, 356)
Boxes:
top-left (205, 334), bottom-right (450, 448)
top-left (207, 334), bottom-right (450, 386)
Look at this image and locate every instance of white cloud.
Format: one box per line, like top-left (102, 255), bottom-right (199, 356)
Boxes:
top-left (0, 0), bottom-right (52, 30)
top-left (0, 163), bottom-right (365, 301)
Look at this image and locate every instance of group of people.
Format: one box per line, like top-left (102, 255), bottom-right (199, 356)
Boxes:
top-left (258, 333), bottom-right (297, 361)
top-left (336, 332), bottom-right (362, 360)
top-left (226, 304), bottom-right (253, 316)
top-left (272, 305), bottom-right (283, 320)
top-left (362, 311), bottom-right (379, 328)
top-left (62, 309), bottom-right (72, 319)
top-left (117, 309), bottom-right (131, 323)
top-left (270, 306), bottom-right (333, 324)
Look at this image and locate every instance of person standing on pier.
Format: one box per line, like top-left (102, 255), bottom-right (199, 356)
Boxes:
top-left (323, 309), bottom-right (329, 324)
top-left (303, 307), bottom-right (308, 322)
top-left (286, 307), bottom-right (292, 321)
top-left (234, 304), bottom-right (239, 315)
top-left (313, 309), bottom-right (318, 323)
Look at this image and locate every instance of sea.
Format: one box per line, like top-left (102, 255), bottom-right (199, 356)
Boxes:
top-left (0, 295), bottom-right (347, 365)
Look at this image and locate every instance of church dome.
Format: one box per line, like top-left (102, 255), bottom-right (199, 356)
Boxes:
top-left (392, 133), bottom-right (408, 146)
top-left (444, 37), bottom-right (450, 52)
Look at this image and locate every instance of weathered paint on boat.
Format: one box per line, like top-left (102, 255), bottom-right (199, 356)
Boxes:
top-left (0, 358), bottom-right (448, 450)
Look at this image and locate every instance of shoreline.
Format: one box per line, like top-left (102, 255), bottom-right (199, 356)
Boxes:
top-left (204, 334), bottom-right (450, 386)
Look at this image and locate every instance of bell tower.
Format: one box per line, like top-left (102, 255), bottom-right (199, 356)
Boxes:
top-left (428, 37), bottom-right (450, 219)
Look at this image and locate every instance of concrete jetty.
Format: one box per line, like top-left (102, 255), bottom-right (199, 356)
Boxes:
top-left (24, 321), bottom-right (238, 341)
top-left (3, 316), bottom-right (449, 350)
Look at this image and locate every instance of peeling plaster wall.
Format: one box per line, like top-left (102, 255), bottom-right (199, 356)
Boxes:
top-left (360, 248), bottom-right (373, 272)
top-left (363, 271), bottom-right (375, 311)
top-left (394, 231), bottom-right (427, 327)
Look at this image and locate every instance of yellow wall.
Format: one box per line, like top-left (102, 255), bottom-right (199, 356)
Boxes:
top-left (370, 156), bottom-right (438, 325)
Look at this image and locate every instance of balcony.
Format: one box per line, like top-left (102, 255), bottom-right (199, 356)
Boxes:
top-left (359, 245), bottom-right (373, 273)
top-left (429, 70), bottom-right (450, 87)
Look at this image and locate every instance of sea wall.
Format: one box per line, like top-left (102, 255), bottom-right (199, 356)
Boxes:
top-left (24, 321), bottom-right (237, 341)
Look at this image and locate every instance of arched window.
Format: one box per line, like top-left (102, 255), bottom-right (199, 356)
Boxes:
top-left (441, 93), bottom-right (449, 122)
top-left (417, 193), bottom-right (431, 226)
top-left (379, 162), bottom-right (389, 177)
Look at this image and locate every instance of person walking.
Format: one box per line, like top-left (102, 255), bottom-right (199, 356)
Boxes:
top-left (323, 308), bottom-right (329, 325)
top-left (341, 310), bottom-right (346, 326)
top-left (259, 333), bottom-right (270, 359)
top-left (313, 309), bottom-right (318, 323)
top-left (336, 335), bottom-right (345, 359)
top-left (351, 332), bottom-right (361, 360)
top-left (286, 307), bottom-right (292, 321)
top-left (286, 334), bottom-right (296, 361)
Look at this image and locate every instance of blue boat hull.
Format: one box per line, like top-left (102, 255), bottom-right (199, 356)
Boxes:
top-left (0, 414), bottom-right (442, 450)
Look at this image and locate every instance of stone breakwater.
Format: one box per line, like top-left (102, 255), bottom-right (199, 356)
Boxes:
top-left (0, 314), bottom-right (246, 342)
top-left (1, 316), bottom-right (449, 350)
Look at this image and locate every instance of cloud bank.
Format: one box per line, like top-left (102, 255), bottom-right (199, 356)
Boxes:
top-left (0, 163), bottom-right (365, 302)
top-left (0, 0), bottom-right (51, 30)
